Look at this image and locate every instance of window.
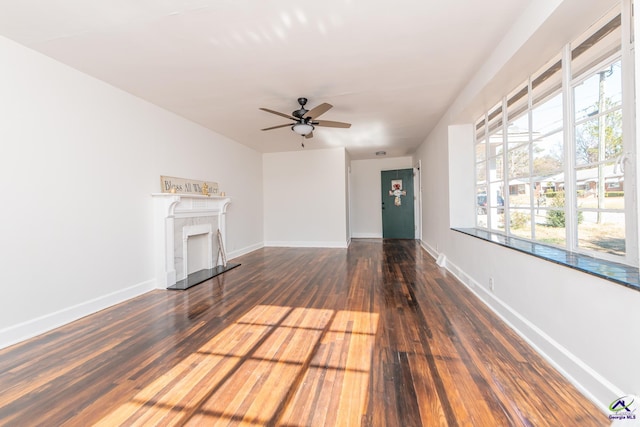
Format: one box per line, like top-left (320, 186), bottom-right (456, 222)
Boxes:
top-left (473, 2), bottom-right (637, 267)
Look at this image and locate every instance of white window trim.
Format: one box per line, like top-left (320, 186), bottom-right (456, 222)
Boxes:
top-left (474, 0), bottom-right (638, 268)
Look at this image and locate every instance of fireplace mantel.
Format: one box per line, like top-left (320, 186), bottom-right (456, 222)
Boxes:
top-left (152, 193), bottom-right (231, 289)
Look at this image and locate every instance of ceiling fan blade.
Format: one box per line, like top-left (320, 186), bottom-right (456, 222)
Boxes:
top-left (261, 123), bottom-right (291, 131)
top-left (304, 103), bottom-right (332, 119)
top-left (315, 120), bottom-right (351, 128)
top-left (305, 131), bottom-right (314, 139)
top-left (259, 107), bottom-right (296, 120)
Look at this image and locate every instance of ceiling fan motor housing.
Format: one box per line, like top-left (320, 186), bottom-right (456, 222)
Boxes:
top-left (292, 97), bottom-right (308, 118)
top-left (292, 108), bottom-right (307, 119)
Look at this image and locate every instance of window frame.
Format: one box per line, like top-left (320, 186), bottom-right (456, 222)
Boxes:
top-left (473, 1), bottom-right (638, 268)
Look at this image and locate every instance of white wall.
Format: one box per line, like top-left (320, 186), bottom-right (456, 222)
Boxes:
top-left (0, 36), bottom-right (264, 348)
top-left (345, 150), bottom-right (352, 244)
top-left (416, 0), bottom-right (639, 411)
top-left (263, 148), bottom-right (348, 247)
top-left (350, 157), bottom-right (413, 238)
top-left (448, 125), bottom-right (475, 228)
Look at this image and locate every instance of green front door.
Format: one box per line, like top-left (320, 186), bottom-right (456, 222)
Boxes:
top-left (381, 169), bottom-right (415, 239)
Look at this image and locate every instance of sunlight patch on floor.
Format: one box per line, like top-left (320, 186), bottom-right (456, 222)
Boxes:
top-left (95, 305), bottom-right (378, 426)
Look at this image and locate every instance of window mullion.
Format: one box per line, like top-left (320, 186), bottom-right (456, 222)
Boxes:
top-left (502, 96), bottom-right (509, 234)
top-left (484, 111), bottom-right (490, 229)
top-left (563, 43), bottom-right (578, 249)
top-left (623, 0), bottom-right (639, 265)
top-left (527, 83), bottom-right (535, 240)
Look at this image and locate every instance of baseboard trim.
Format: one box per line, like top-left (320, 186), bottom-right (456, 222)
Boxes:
top-left (264, 240), bottom-right (349, 249)
top-left (422, 245), bottom-right (619, 412)
top-left (0, 279), bottom-right (156, 350)
top-left (420, 240), bottom-right (438, 259)
top-left (227, 242), bottom-right (264, 260)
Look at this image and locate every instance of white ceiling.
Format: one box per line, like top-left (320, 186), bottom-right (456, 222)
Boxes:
top-left (0, 0), bottom-right (532, 159)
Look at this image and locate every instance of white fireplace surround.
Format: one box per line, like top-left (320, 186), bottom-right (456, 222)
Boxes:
top-left (152, 193), bottom-right (231, 289)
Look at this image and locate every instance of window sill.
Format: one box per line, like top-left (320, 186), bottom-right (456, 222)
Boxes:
top-left (452, 228), bottom-right (639, 292)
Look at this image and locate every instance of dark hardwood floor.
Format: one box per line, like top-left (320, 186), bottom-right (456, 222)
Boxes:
top-left (0, 239), bottom-right (608, 426)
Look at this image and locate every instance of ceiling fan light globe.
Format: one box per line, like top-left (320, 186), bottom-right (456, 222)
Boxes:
top-left (292, 123), bottom-right (314, 136)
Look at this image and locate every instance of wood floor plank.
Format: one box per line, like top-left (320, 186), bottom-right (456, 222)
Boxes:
top-left (94, 305), bottom-right (285, 426)
top-left (183, 315), bottom-right (326, 424)
top-left (0, 240), bottom-right (609, 426)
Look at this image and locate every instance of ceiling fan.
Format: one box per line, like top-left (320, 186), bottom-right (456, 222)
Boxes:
top-left (260, 97), bottom-right (351, 147)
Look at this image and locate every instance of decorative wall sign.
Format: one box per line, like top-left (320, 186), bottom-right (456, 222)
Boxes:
top-left (389, 179), bottom-right (406, 206)
top-left (160, 176), bottom-right (219, 196)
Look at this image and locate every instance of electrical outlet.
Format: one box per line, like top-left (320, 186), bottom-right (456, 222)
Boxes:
top-left (489, 277), bottom-right (495, 291)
